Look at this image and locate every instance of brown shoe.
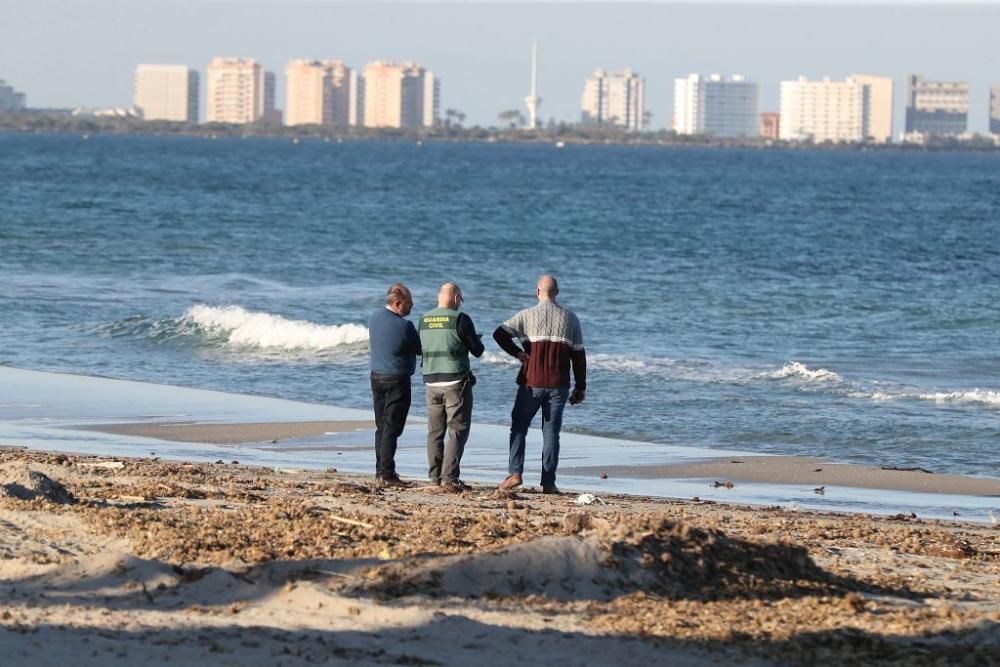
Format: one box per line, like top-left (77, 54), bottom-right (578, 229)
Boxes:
top-left (441, 480), bottom-right (471, 493)
top-left (542, 484), bottom-right (561, 495)
top-left (376, 474), bottom-right (408, 488)
top-left (498, 473), bottom-right (522, 490)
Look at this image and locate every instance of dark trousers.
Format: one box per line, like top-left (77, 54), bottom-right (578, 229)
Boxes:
top-left (371, 373), bottom-right (411, 479)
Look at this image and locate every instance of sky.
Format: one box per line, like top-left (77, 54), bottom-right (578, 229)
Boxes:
top-left (2, 1), bottom-right (1000, 133)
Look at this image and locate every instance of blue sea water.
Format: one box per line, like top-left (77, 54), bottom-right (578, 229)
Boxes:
top-left (1, 133), bottom-right (999, 478)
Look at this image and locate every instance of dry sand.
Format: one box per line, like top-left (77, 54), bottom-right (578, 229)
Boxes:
top-left (1, 448), bottom-right (998, 666)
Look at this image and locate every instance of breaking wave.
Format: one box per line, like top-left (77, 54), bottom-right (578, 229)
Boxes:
top-left (765, 361), bottom-right (843, 383)
top-left (181, 305), bottom-right (369, 351)
top-left (916, 389), bottom-right (1000, 408)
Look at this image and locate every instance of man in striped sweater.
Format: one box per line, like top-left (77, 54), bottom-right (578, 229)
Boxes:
top-left (493, 275), bottom-right (587, 494)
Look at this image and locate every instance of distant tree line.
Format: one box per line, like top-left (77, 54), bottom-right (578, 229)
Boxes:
top-left (1, 110), bottom-right (998, 152)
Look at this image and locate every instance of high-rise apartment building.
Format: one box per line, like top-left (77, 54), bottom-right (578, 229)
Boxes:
top-left (285, 59), bottom-right (356, 126)
top-left (0, 79), bottom-right (26, 112)
top-left (206, 57), bottom-right (276, 124)
top-left (362, 61), bottom-right (438, 128)
top-left (905, 75), bottom-right (968, 136)
top-left (673, 74), bottom-right (758, 138)
top-left (989, 86), bottom-right (1000, 134)
top-left (759, 112), bottom-right (780, 140)
top-left (423, 72), bottom-right (440, 130)
top-left (133, 65), bottom-right (199, 123)
top-left (580, 69), bottom-right (646, 131)
top-left (849, 73), bottom-right (893, 143)
top-left (779, 77), bottom-right (868, 143)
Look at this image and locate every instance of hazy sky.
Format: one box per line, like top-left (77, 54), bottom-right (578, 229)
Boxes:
top-left (3, 1), bottom-right (1000, 132)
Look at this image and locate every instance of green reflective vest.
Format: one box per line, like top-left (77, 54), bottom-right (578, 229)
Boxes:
top-left (419, 307), bottom-right (470, 376)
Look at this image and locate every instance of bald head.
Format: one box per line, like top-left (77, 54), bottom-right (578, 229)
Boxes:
top-left (536, 275), bottom-right (559, 302)
top-left (438, 282), bottom-right (464, 309)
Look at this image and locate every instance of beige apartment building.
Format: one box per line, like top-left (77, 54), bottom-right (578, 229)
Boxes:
top-left (285, 59), bottom-right (357, 127)
top-left (206, 57), bottom-right (274, 124)
top-left (850, 73), bottom-right (893, 143)
top-left (991, 85), bottom-right (1000, 135)
top-left (581, 69), bottom-right (646, 131)
top-left (759, 112), bottom-right (780, 140)
top-left (780, 75), bottom-right (893, 143)
top-left (362, 61), bottom-right (438, 128)
top-left (133, 65), bottom-right (199, 123)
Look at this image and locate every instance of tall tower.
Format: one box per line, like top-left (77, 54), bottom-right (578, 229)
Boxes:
top-left (524, 41), bottom-right (541, 129)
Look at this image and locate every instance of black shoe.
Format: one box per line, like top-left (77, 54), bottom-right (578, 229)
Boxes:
top-left (542, 484), bottom-right (561, 495)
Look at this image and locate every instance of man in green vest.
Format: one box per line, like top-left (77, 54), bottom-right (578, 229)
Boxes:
top-left (419, 282), bottom-right (485, 492)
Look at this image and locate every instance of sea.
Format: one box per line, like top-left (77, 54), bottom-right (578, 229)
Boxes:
top-left (1, 133), bottom-right (999, 492)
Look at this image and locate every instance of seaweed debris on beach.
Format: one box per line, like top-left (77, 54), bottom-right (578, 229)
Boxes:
top-left (1, 449), bottom-right (997, 666)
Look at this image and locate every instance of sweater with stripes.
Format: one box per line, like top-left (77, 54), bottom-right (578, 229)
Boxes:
top-left (493, 300), bottom-right (587, 391)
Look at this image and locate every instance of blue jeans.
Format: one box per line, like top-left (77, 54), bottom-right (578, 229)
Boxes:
top-left (508, 386), bottom-right (569, 486)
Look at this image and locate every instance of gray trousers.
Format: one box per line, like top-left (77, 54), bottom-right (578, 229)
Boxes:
top-left (425, 379), bottom-right (473, 484)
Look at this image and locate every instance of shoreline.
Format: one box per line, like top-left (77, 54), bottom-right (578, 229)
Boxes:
top-left (3, 125), bottom-right (1000, 153)
top-left (1, 447), bottom-right (997, 666)
top-left (2, 366), bottom-right (998, 524)
top-left (77, 421), bottom-right (1000, 498)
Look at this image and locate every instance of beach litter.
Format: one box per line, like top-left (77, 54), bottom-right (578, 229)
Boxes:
top-left (573, 493), bottom-right (608, 506)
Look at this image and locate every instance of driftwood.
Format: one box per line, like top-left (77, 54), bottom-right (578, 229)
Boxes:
top-left (881, 466), bottom-right (935, 474)
top-left (310, 506), bottom-right (375, 529)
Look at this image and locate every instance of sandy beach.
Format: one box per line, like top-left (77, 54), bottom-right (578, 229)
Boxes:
top-left (1, 446), bottom-right (997, 666)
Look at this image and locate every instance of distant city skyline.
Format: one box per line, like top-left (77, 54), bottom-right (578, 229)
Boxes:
top-left (4, 1), bottom-right (1000, 132)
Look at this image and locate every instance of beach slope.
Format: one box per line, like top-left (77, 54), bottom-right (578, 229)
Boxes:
top-left (1, 449), bottom-right (998, 666)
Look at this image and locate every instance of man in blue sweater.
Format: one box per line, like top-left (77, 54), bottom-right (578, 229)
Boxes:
top-left (368, 283), bottom-right (421, 486)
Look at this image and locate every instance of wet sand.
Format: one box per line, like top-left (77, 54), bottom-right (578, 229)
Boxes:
top-left (564, 456), bottom-right (1000, 497)
top-left (80, 421), bottom-right (1000, 497)
top-left (1, 448), bottom-right (998, 666)
top-left (76, 420), bottom-right (376, 444)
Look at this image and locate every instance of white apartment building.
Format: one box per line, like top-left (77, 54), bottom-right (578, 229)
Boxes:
top-left (0, 79), bottom-right (26, 112)
top-left (779, 77), bottom-right (867, 143)
top-left (206, 58), bottom-right (276, 124)
top-left (849, 74), bottom-right (893, 143)
top-left (905, 75), bottom-right (968, 136)
top-left (673, 74), bottom-right (758, 138)
top-left (133, 65), bottom-right (199, 123)
top-left (580, 69), bottom-right (646, 131)
top-left (285, 59), bottom-right (356, 127)
top-left (362, 61), bottom-right (438, 128)
top-left (991, 85), bottom-right (1000, 135)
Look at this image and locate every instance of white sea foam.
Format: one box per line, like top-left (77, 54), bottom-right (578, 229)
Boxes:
top-left (846, 387), bottom-right (1000, 410)
top-left (479, 350), bottom-right (521, 366)
top-left (478, 350), bottom-right (739, 383)
top-left (766, 361), bottom-right (843, 383)
top-left (182, 304), bottom-right (368, 351)
top-left (849, 391), bottom-right (897, 401)
top-left (480, 351), bottom-right (682, 374)
top-left (917, 389), bottom-right (1000, 408)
